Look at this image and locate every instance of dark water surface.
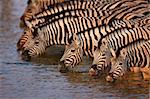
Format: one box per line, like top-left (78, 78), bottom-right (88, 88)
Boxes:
top-left (0, 0), bottom-right (149, 99)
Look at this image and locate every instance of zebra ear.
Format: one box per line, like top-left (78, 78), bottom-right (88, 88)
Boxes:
top-left (110, 48), bottom-right (116, 59)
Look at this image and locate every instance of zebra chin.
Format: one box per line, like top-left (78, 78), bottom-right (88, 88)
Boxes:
top-left (21, 50), bottom-right (31, 61)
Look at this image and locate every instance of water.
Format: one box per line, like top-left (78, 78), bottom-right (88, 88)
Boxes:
top-left (0, 0), bottom-right (149, 99)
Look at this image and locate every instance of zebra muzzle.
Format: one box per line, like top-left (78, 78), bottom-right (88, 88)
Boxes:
top-left (58, 61), bottom-right (70, 73)
top-left (89, 64), bottom-right (99, 76)
top-left (21, 50), bottom-right (31, 61)
top-left (89, 68), bottom-right (97, 76)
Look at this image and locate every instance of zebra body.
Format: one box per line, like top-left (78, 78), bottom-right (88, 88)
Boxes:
top-left (90, 23), bottom-right (150, 76)
top-left (106, 40), bottom-right (150, 82)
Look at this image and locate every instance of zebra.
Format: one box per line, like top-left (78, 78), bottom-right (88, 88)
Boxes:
top-left (60, 16), bottom-right (150, 68)
top-left (89, 23), bottom-right (150, 77)
top-left (105, 40), bottom-right (150, 82)
top-left (25, 0), bottom-right (149, 28)
top-left (18, 16), bottom-right (136, 60)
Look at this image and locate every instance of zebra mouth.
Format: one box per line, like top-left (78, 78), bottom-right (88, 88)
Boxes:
top-left (21, 50), bottom-right (31, 61)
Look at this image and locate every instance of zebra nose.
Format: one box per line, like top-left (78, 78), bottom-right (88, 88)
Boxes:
top-left (58, 60), bottom-right (69, 73)
top-left (21, 50), bottom-right (31, 61)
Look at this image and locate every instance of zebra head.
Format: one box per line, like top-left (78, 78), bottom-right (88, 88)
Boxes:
top-left (106, 49), bottom-right (128, 82)
top-left (60, 34), bottom-right (83, 68)
top-left (21, 28), bottom-right (47, 60)
top-left (89, 38), bottom-right (112, 76)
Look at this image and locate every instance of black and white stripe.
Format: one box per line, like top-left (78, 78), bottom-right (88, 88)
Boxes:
top-left (106, 40), bottom-right (150, 82)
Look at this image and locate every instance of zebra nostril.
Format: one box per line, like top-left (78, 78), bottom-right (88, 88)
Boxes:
top-left (21, 50), bottom-right (31, 61)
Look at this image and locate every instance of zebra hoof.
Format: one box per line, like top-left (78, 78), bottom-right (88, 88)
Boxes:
top-left (106, 75), bottom-right (115, 82)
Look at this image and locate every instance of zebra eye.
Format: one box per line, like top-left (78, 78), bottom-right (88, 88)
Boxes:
top-left (35, 41), bottom-right (39, 44)
top-left (102, 53), bottom-right (105, 56)
top-left (119, 63), bottom-right (122, 65)
top-left (71, 49), bottom-right (75, 52)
